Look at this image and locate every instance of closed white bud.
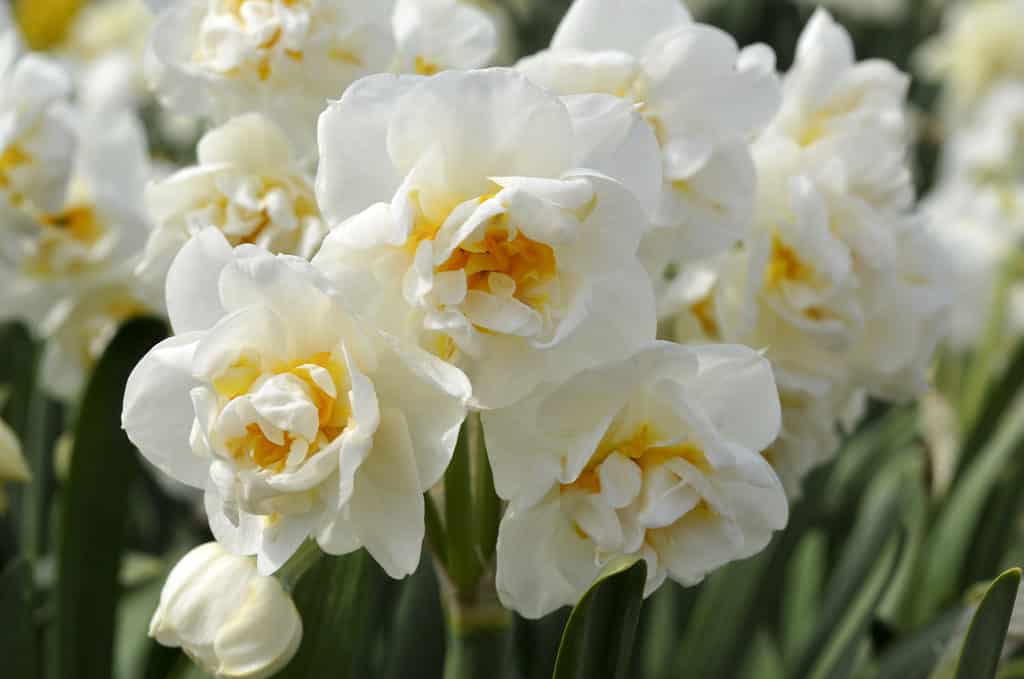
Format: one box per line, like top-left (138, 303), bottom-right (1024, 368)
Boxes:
top-left (149, 542), bottom-right (302, 679)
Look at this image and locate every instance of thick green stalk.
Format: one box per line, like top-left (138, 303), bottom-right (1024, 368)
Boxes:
top-left (276, 539), bottom-right (324, 591)
top-left (440, 570), bottom-right (513, 679)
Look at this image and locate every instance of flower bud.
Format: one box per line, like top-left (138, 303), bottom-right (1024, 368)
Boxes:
top-left (150, 542), bottom-right (302, 679)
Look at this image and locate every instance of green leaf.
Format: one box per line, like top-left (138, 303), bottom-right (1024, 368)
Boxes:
top-left (276, 550), bottom-right (387, 678)
top-left (789, 470), bottom-right (904, 678)
top-left (874, 608), bottom-right (962, 679)
top-left (957, 337), bottom-right (1024, 480)
top-left (641, 583), bottom-right (679, 679)
top-left (0, 322), bottom-right (63, 561)
top-left (0, 557), bottom-right (38, 679)
top-left (55, 317), bottom-right (167, 679)
top-left (911, 396), bottom-right (1024, 624)
top-left (551, 559), bottom-right (647, 679)
top-left (513, 610), bottom-right (570, 679)
top-left (954, 568), bottom-right (1022, 679)
top-left (384, 555), bottom-right (445, 679)
top-left (114, 562), bottom-right (176, 679)
top-left (805, 530), bottom-right (906, 679)
top-left (782, 531), bottom-right (826, 666)
top-left (739, 631), bottom-right (785, 679)
top-left (673, 548), bottom-right (774, 677)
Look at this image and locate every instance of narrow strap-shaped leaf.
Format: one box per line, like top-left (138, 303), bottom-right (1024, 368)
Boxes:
top-left (874, 608), bottom-right (962, 679)
top-left (789, 471), bottom-right (903, 678)
top-left (641, 583), bottom-right (680, 679)
top-left (957, 337), bottom-right (1024, 481)
top-left (806, 529), bottom-right (906, 679)
top-left (552, 559), bottom-right (647, 679)
top-left (739, 631), bottom-right (785, 679)
top-left (782, 531), bottom-right (826, 666)
top-left (277, 550), bottom-right (383, 678)
top-left (513, 609), bottom-right (570, 679)
top-left (0, 557), bottom-right (37, 679)
top-left (384, 554), bottom-right (446, 679)
top-left (954, 568), bottom-right (1022, 679)
top-left (673, 548), bottom-right (774, 677)
top-left (911, 396), bottom-right (1024, 624)
top-left (56, 317), bottom-right (167, 679)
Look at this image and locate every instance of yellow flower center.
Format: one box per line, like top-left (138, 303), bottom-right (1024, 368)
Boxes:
top-left (23, 205), bottom-right (106, 277)
top-left (414, 56), bottom-right (440, 76)
top-left (562, 424), bottom-right (710, 495)
top-left (437, 223), bottom-right (558, 309)
top-left (689, 294), bottom-right (719, 338)
top-left (0, 144), bottom-right (30, 197)
top-left (218, 352), bottom-right (352, 473)
top-left (41, 205), bottom-right (105, 244)
top-left (764, 233), bottom-right (814, 290)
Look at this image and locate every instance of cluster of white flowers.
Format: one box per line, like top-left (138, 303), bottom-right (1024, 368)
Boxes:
top-left (919, 1), bottom-right (1024, 354)
top-left (144, 0), bottom-right (498, 152)
top-left (0, 0), bottom-right (950, 675)
top-left (658, 8), bottom-right (949, 494)
top-left (0, 7), bottom-right (158, 398)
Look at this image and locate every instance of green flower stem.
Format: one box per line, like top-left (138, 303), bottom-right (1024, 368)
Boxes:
top-left (440, 567), bottom-right (513, 679)
top-left (276, 539), bottom-right (324, 592)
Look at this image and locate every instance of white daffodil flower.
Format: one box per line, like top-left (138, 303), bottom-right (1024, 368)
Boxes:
top-left (923, 182), bottom-right (1020, 352)
top-left (483, 341), bottom-right (786, 618)
top-left (515, 0), bottom-right (781, 269)
top-left (138, 113), bottom-right (326, 289)
top-left (704, 10), bottom-right (949, 495)
top-left (59, 0), bottom-right (153, 115)
top-left (767, 8), bottom-right (913, 216)
top-left (313, 68), bottom-right (661, 408)
top-left (917, 0), bottom-right (1024, 116)
top-left (392, 0), bottom-right (498, 75)
top-left (123, 228), bottom-right (470, 576)
top-left (0, 23), bottom-right (76, 214)
top-left (0, 110), bottom-right (155, 398)
top-left (145, 0), bottom-right (395, 151)
top-left (150, 542), bottom-right (302, 679)
top-left (942, 83), bottom-right (1024, 228)
top-left (0, 417), bottom-right (31, 514)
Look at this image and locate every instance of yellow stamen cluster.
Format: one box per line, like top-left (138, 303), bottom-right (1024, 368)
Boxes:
top-left (414, 56), bottom-right (440, 76)
top-left (764, 233), bottom-right (814, 290)
top-left (22, 205), bottom-right (106, 277)
top-left (563, 424), bottom-right (709, 495)
top-left (218, 352), bottom-right (351, 473)
top-left (438, 224), bottom-right (558, 309)
top-left (0, 144), bottom-right (30, 193)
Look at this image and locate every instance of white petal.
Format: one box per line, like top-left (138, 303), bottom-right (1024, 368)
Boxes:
top-left (165, 228), bottom-right (232, 335)
top-left (316, 74), bottom-right (421, 225)
top-left (563, 94), bottom-right (663, 217)
top-left (122, 333), bottom-right (210, 489)
top-left (388, 69), bottom-right (574, 200)
top-left (495, 493), bottom-right (600, 618)
top-left (598, 453), bottom-right (642, 509)
top-left (551, 0), bottom-right (691, 55)
top-left (347, 407), bottom-right (424, 578)
top-left (197, 113), bottom-right (293, 172)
